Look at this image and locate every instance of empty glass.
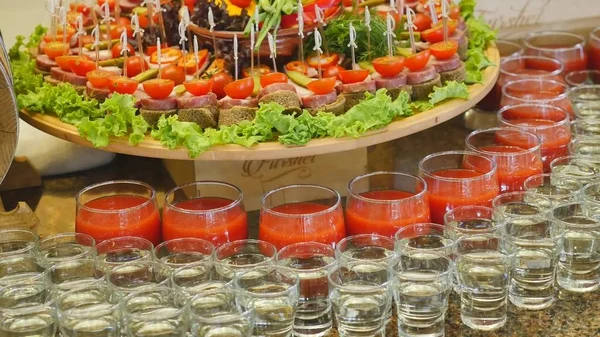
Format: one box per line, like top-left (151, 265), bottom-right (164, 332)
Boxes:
top-left (277, 242), bottom-right (336, 337)
top-left (95, 236), bottom-right (154, 272)
top-left (35, 233), bottom-right (96, 268)
top-left (121, 287), bottom-right (187, 337)
top-left (0, 281), bottom-right (56, 337)
top-left (234, 266), bottom-right (299, 337)
top-left (336, 234), bottom-right (398, 268)
top-left (568, 85), bottom-right (600, 119)
top-left (153, 238), bottom-right (214, 269)
top-left (444, 206), bottom-right (504, 240)
top-left (523, 173), bottom-right (582, 205)
top-left (550, 156), bottom-right (600, 185)
top-left (394, 223), bottom-right (456, 257)
top-left (214, 239), bottom-right (277, 280)
top-left (106, 260), bottom-right (171, 300)
top-left (328, 262), bottom-right (393, 337)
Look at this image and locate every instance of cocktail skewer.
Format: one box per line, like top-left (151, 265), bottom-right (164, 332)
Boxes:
top-left (91, 25), bottom-right (100, 69)
top-left (234, 34), bottom-right (239, 80)
top-left (131, 13), bottom-right (146, 73)
top-left (208, 7), bottom-right (218, 57)
top-left (314, 5), bottom-right (329, 55)
top-left (75, 14), bottom-right (86, 55)
top-left (100, 1), bottom-right (114, 51)
top-left (193, 36), bottom-right (200, 79)
top-left (405, 7), bottom-right (417, 54)
top-left (427, 0), bottom-right (438, 24)
top-left (365, 6), bottom-right (372, 62)
top-left (297, 0), bottom-right (305, 64)
top-left (120, 30), bottom-right (129, 77)
top-left (385, 12), bottom-right (396, 57)
top-left (157, 37), bottom-right (162, 79)
top-left (348, 22), bottom-right (357, 69)
top-left (268, 32), bottom-right (277, 72)
top-left (313, 27), bottom-right (323, 78)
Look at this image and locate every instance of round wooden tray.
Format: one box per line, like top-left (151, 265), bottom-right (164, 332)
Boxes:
top-left (20, 45), bottom-right (499, 161)
top-left (0, 45), bottom-right (18, 183)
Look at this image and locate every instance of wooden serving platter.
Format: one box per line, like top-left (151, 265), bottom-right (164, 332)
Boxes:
top-left (20, 45), bottom-right (499, 162)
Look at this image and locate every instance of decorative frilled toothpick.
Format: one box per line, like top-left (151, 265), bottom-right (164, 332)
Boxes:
top-left (120, 31), bottom-right (129, 76)
top-left (405, 7), bottom-right (417, 54)
top-left (75, 14), bottom-right (86, 55)
top-left (131, 13), bottom-right (146, 73)
top-left (100, 1), bottom-right (114, 50)
top-left (268, 32), bottom-right (277, 72)
top-left (234, 34), bottom-right (239, 80)
top-left (297, 0), bottom-right (304, 64)
top-left (314, 5), bottom-right (329, 55)
top-left (348, 22), bottom-right (357, 69)
top-left (313, 27), bottom-right (323, 78)
top-left (385, 12), bottom-right (396, 57)
top-left (91, 25), bottom-right (101, 68)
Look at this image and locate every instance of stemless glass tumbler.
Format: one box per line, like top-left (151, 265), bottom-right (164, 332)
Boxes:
top-left (153, 238), bottom-right (214, 269)
top-left (523, 31), bottom-right (588, 74)
top-left (121, 287), bottom-right (187, 337)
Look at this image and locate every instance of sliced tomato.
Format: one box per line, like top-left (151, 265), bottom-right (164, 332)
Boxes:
top-left (107, 76), bottom-right (139, 94)
top-left (223, 77), bottom-right (255, 99)
top-left (322, 65), bottom-right (345, 80)
top-left (285, 61), bottom-right (308, 75)
top-left (414, 13), bottom-right (433, 32)
top-left (110, 24), bottom-right (134, 40)
top-left (160, 65), bottom-right (186, 85)
top-left (307, 53), bottom-right (340, 69)
top-left (421, 20), bottom-right (458, 44)
top-left (230, 0), bottom-right (252, 7)
top-left (307, 77), bottom-right (337, 95)
top-left (70, 2), bottom-right (91, 15)
top-left (150, 47), bottom-right (182, 64)
top-left (55, 55), bottom-right (80, 72)
top-left (43, 42), bottom-right (70, 60)
top-left (143, 79), bottom-right (175, 99)
top-left (405, 50), bottom-right (431, 72)
top-left (86, 69), bottom-right (115, 88)
top-left (338, 69), bottom-right (369, 84)
top-left (111, 43), bottom-right (135, 59)
top-left (184, 79), bottom-right (214, 96)
top-left (373, 56), bottom-right (406, 78)
top-left (69, 57), bottom-right (96, 76)
top-left (125, 56), bottom-right (148, 77)
top-left (430, 40), bottom-right (458, 60)
top-left (177, 50), bottom-right (209, 75)
top-left (43, 26), bottom-right (76, 43)
top-left (260, 72), bottom-right (288, 87)
top-left (242, 64), bottom-right (272, 78)
top-left (97, 0), bottom-right (116, 10)
top-left (211, 72), bottom-right (234, 99)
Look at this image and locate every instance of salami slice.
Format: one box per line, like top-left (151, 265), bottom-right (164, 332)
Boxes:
top-left (140, 97), bottom-right (178, 110)
top-left (50, 67), bottom-right (87, 86)
top-left (36, 54), bottom-right (57, 72)
top-left (119, 0), bottom-right (139, 12)
top-left (301, 91), bottom-right (337, 108)
top-left (176, 93), bottom-right (218, 109)
top-left (450, 29), bottom-right (466, 45)
top-left (406, 65), bottom-right (438, 85)
top-left (375, 74), bottom-right (408, 90)
top-left (220, 98), bottom-right (258, 109)
top-left (339, 80), bottom-right (377, 94)
top-left (433, 54), bottom-right (461, 73)
top-left (257, 83), bottom-right (297, 100)
top-left (86, 81), bottom-right (110, 101)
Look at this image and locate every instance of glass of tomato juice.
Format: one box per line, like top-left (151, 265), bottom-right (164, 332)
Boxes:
top-left (162, 181), bottom-right (248, 247)
top-left (501, 78), bottom-right (573, 117)
top-left (345, 172), bottom-right (430, 237)
top-left (418, 151), bottom-right (499, 224)
top-left (76, 180), bottom-right (161, 245)
top-left (259, 184), bottom-right (345, 250)
top-left (524, 31), bottom-right (588, 74)
top-left (465, 128), bottom-right (543, 193)
top-left (588, 26), bottom-right (600, 71)
top-left (498, 104), bottom-right (571, 172)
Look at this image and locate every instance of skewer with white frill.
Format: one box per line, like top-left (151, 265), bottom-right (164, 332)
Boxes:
top-left (313, 27), bottom-right (323, 78)
top-left (297, 0), bottom-right (305, 64)
top-left (405, 7), bottom-right (417, 54)
top-left (178, 20), bottom-right (188, 61)
top-left (152, 0), bottom-right (168, 44)
top-left (131, 13), bottom-right (146, 73)
top-left (365, 6), bottom-right (372, 62)
top-left (234, 34), bottom-right (239, 80)
top-left (46, 0), bottom-right (59, 41)
top-left (59, 6), bottom-right (68, 47)
top-left (254, 8), bottom-right (260, 69)
top-left (440, 0), bottom-right (450, 42)
top-left (208, 7), bottom-right (218, 57)
top-left (120, 31), bottom-right (129, 77)
top-left (384, 12), bottom-right (396, 57)
top-left (75, 14), bottom-right (86, 56)
top-left (91, 25), bottom-right (101, 69)
top-left (427, 0), bottom-right (438, 25)
top-left (348, 22), bottom-right (358, 70)
top-left (141, 0), bottom-right (155, 30)
top-left (250, 21), bottom-right (256, 76)
top-left (157, 38), bottom-right (163, 79)
top-left (314, 5), bottom-right (329, 55)
top-left (193, 36), bottom-right (200, 79)
top-left (100, 1), bottom-right (114, 51)
top-left (181, 6), bottom-right (193, 54)
top-left (267, 32), bottom-right (277, 72)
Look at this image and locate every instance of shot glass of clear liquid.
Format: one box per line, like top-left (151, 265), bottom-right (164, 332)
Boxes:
top-left (552, 202), bottom-right (600, 292)
top-left (95, 236), bottom-right (154, 272)
top-left (493, 191), bottom-right (553, 219)
top-left (444, 206), bottom-right (504, 239)
top-left (215, 239), bottom-right (277, 280)
top-left (187, 288), bottom-right (255, 337)
top-left (570, 119), bottom-right (600, 138)
top-left (106, 260), bottom-right (171, 301)
top-left (524, 173), bottom-right (583, 205)
top-left (277, 242), bottom-right (336, 337)
top-left (234, 266), bottom-right (299, 337)
top-left (0, 229), bottom-right (38, 255)
top-left (394, 223), bottom-right (456, 258)
top-left (171, 261), bottom-right (234, 306)
top-left (394, 251), bottom-right (453, 337)
top-left (35, 232), bottom-right (96, 268)
top-left (153, 238), bottom-right (215, 269)
top-left (550, 156), bottom-right (600, 185)
top-left (455, 234), bottom-right (510, 331)
top-left (328, 262), bottom-right (393, 337)
top-left (121, 287), bottom-right (187, 337)
top-left (569, 137), bottom-right (600, 159)
top-left (0, 281), bottom-right (56, 337)
top-left (336, 234), bottom-right (398, 268)
top-left (48, 258), bottom-right (105, 297)
top-left (56, 284), bottom-right (120, 337)
top-left (568, 85), bottom-right (600, 119)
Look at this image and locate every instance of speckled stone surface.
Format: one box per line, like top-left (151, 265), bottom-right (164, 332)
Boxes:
top-left (2, 115), bottom-right (600, 336)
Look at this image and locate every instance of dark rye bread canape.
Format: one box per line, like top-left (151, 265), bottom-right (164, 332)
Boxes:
top-left (406, 65), bottom-right (441, 101)
top-left (176, 92), bottom-right (219, 129)
top-left (218, 98), bottom-right (258, 127)
top-left (86, 81), bottom-right (110, 101)
top-left (432, 54), bottom-right (466, 84)
top-left (375, 73), bottom-right (413, 101)
top-left (301, 91), bottom-right (346, 116)
top-left (450, 29), bottom-right (469, 61)
top-left (139, 97), bottom-right (178, 127)
top-left (48, 66), bottom-right (87, 90)
top-left (257, 83), bottom-right (302, 115)
top-left (338, 81), bottom-right (377, 110)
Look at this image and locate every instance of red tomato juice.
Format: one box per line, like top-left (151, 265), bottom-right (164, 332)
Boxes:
top-left (526, 44), bottom-right (588, 74)
top-left (76, 195), bottom-right (161, 245)
top-left (590, 44), bottom-right (600, 72)
top-left (478, 145), bottom-right (543, 193)
top-left (162, 197), bottom-right (248, 247)
top-left (345, 190), bottom-right (430, 237)
top-left (259, 202), bottom-right (345, 250)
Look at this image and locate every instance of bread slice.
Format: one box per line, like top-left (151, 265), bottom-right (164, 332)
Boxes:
top-left (387, 86), bottom-right (413, 102)
top-left (178, 107), bottom-right (218, 129)
top-left (458, 37), bottom-right (469, 61)
top-left (258, 90), bottom-right (301, 115)
top-left (139, 108), bottom-right (178, 127)
top-left (218, 106), bottom-right (258, 127)
top-left (43, 76), bottom-right (85, 94)
top-left (341, 91), bottom-right (375, 111)
top-left (307, 95), bottom-right (347, 116)
top-left (411, 74), bottom-right (442, 102)
top-left (440, 63), bottom-right (466, 84)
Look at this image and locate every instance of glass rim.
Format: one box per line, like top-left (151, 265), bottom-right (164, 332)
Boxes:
top-left (153, 237), bottom-right (215, 259)
top-left (567, 84), bottom-right (600, 101)
top-left (234, 266), bottom-right (300, 298)
top-left (75, 180), bottom-right (157, 214)
top-left (164, 181), bottom-right (244, 215)
top-left (396, 250), bottom-right (454, 279)
top-left (565, 70), bottom-right (600, 87)
top-left (95, 235), bottom-right (154, 253)
top-left (523, 173), bottom-right (583, 192)
top-left (277, 242), bottom-right (336, 272)
top-left (524, 31), bottom-right (586, 52)
top-left (35, 232), bottom-right (96, 263)
top-left (492, 191), bottom-right (552, 215)
top-left (549, 155), bottom-right (600, 173)
top-left (500, 55), bottom-right (564, 78)
top-left (590, 26), bottom-right (600, 43)
top-left (443, 206), bottom-right (502, 233)
top-left (0, 281), bottom-right (55, 311)
top-left (501, 78), bottom-right (568, 103)
top-left (551, 201), bottom-right (600, 228)
top-left (0, 270), bottom-right (49, 287)
top-left (418, 150), bottom-right (497, 183)
top-left (0, 229), bottom-right (39, 256)
top-left (106, 260), bottom-right (170, 286)
top-left (187, 289), bottom-right (254, 322)
top-left (214, 239), bottom-right (277, 263)
top-left (346, 171), bottom-right (428, 205)
top-left (122, 286), bottom-right (185, 319)
top-left (497, 103), bottom-right (570, 130)
top-left (495, 39), bottom-right (524, 56)
top-left (578, 182), bottom-right (600, 198)
top-left (327, 262), bottom-right (393, 291)
top-left (455, 234), bottom-right (506, 256)
top-left (56, 284), bottom-right (118, 317)
top-left (336, 234), bottom-right (396, 263)
top-left (260, 184), bottom-right (341, 219)
top-left (465, 127), bottom-right (542, 157)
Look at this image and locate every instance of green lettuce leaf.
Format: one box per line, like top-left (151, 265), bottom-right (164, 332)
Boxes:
top-left (129, 115), bottom-right (150, 145)
top-left (410, 101), bottom-right (435, 113)
top-left (10, 26), bottom-right (47, 95)
top-left (429, 81), bottom-right (470, 105)
top-left (459, 0), bottom-right (476, 20)
top-left (464, 48), bottom-right (496, 84)
top-left (151, 115), bottom-right (211, 158)
top-left (78, 118), bottom-right (110, 148)
top-left (467, 16), bottom-right (497, 50)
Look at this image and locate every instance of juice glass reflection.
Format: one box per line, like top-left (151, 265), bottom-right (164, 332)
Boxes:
top-left (259, 185), bottom-right (345, 250)
top-left (524, 31), bottom-right (588, 74)
top-left (345, 172), bottom-right (430, 237)
top-left (465, 128), bottom-right (543, 193)
top-left (418, 151), bottom-right (499, 224)
top-left (498, 104), bottom-right (571, 172)
top-left (501, 78), bottom-right (573, 117)
top-left (76, 181), bottom-right (161, 245)
top-left (162, 181), bottom-right (248, 247)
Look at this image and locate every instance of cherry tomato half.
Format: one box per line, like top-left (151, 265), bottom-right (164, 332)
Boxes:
top-left (177, 50), bottom-right (209, 75)
top-left (405, 50), bottom-right (431, 72)
top-left (69, 57), bottom-right (96, 76)
top-left (55, 55), bottom-right (80, 72)
top-left (70, 2), bottom-right (91, 16)
top-left (224, 77), bottom-right (255, 99)
top-left (421, 21), bottom-right (458, 44)
top-left (307, 53), bottom-right (340, 69)
top-left (372, 56), bottom-right (406, 78)
top-left (43, 42), bottom-right (70, 60)
top-left (150, 48), bottom-right (182, 64)
top-left (124, 56), bottom-right (148, 78)
top-left (143, 78), bottom-right (175, 99)
top-left (211, 72), bottom-right (233, 99)
top-left (86, 69), bottom-right (115, 88)
top-left (242, 64), bottom-right (272, 78)
top-left (414, 13), bottom-right (433, 32)
top-left (107, 76), bottom-right (139, 94)
top-left (260, 72), bottom-right (288, 88)
top-left (110, 24), bottom-right (134, 40)
top-left (322, 65), bottom-right (345, 80)
top-left (285, 61), bottom-right (308, 75)
top-left (111, 43), bottom-right (135, 59)
top-left (429, 40), bottom-right (458, 60)
top-left (307, 77), bottom-right (337, 94)
top-left (97, 0), bottom-right (115, 10)
top-left (184, 78), bottom-right (214, 96)
top-left (160, 65), bottom-right (186, 85)
top-left (338, 69), bottom-right (369, 84)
